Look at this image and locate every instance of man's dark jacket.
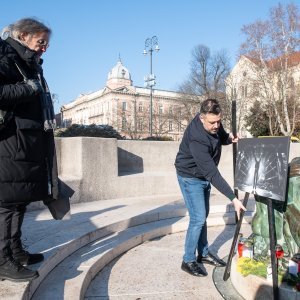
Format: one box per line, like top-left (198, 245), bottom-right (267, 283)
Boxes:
top-left (175, 113), bottom-right (235, 199)
top-left (0, 37), bottom-right (59, 205)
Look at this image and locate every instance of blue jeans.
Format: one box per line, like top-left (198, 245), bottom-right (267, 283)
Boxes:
top-left (177, 174), bottom-right (211, 262)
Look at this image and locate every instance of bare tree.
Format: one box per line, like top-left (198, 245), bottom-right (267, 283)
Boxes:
top-left (239, 2), bottom-right (300, 136)
top-left (111, 97), bottom-right (143, 139)
top-left (112, 96), bottom-right (175, 139)
top-left (174, 87), bottom-right (202, 124)
top-left (178, 44), bottom-right (232, 128)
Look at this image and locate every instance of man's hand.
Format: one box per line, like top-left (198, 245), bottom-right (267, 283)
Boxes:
top-left (232, 198), bottom-right (247, 220)
top-left (229, 132), bottom-right (240, 143)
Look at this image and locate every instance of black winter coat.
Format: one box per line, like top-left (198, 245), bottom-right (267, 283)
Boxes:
top-left (175, 113), bottom-right (235, 200)
top-left (0, 37), bottom-right (59, 206)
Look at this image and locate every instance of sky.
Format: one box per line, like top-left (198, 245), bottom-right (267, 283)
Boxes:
top-left (0, 0), bottom-right (294, 113)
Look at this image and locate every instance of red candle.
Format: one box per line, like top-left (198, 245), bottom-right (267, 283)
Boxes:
top-left (238, 242), bottom-right (244, 257)
top-left (275, 245), bottom-right (284, 259)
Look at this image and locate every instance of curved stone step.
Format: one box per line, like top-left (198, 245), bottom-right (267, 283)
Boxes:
top-left (28, 211), bottom-right (254, 300)
top-left (0, 195), bottom-right (255, 299)
top-left (0, 196), bottom-right (184, 300)
top-left (21, 207), bottom-right (188, 299)
top-left (31, 216), bottom-right (189, 300)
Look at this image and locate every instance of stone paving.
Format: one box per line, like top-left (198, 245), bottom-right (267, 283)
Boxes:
top-left (85, 224), bottom-right (253, 300)
top-left (0, 193), bottom-right (255, 299)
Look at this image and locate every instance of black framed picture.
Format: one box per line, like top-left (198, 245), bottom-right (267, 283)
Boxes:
top-left (234, 137), bottom-right (290, 202)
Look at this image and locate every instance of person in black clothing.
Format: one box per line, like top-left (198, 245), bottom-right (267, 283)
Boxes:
top-left (175, 99), bottom-right (246, 277)
top-left (0, 18), bottom-right (59, 282)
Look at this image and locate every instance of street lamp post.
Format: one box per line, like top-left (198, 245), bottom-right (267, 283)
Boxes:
top-left (143, 36), bottom-right (159, 137)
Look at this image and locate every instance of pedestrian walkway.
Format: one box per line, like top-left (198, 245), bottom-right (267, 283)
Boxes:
top-left (0, 192), bottom-right (255, 300)
top-left (85, 224), bottom-right (252, 300)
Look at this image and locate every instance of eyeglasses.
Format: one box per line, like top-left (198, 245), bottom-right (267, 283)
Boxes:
top-left (37, 39), bottom-right (49, 49)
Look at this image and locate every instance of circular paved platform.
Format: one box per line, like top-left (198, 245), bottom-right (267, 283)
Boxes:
top-left (85, 223), bottom-right (252, 299)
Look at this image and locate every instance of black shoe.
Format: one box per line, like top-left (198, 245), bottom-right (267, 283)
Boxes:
top-left (181, 261), bottom-right (208, 277)
top-left (0, 258), bottom-right (39, 282)
top-left (197, 252), bottom-right (226, 267)
top-left (13, 250), bottom-right (44, 266)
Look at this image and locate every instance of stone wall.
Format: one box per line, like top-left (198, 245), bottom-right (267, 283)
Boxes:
top-left (30, 138), bottom-right (300, 209)
top-left (55, 138), bottom-right (182, 204)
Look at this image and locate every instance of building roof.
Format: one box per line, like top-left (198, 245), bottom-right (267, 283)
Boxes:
top-left (244, 51), bottom-right (300, 70)
top-left (61, 60), bottom-right (198, 112)
top-left (107, 59), bottom-right (131, 81)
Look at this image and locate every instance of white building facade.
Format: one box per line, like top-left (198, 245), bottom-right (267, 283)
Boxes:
top-left (226, 52), bottom-right (300, 137)
top-left (61, 60), bottom-right (196, 140)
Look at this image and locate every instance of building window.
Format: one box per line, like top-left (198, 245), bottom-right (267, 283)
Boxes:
top-left (159, 104), bottom-right (163, 114)
top-left (138, 103), bottom-right (143, 112)
top-left (242, 85), bottom-right (248, 97)
top-left (169, 120), bottom-right (173, 131)
top-left (122, 102), bottom-right (127, 111)
top-left (178, 121), bottom-right (182, 131)
top-left (231, 88), bottom-right (237, 99)
top-left (138, 118), bottom-right (143, 131)
top-left (178, 107), bottom-right (181, 116)
top-left (122, 116), bottom-right (126, 129)
top-left (159, 123), bottom-right (163, 131)
top-left (169, 106), bottom-right (173, 115)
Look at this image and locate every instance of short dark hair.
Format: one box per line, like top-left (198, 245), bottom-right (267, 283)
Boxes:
top-left (200, 99), bottom-right (221, 115)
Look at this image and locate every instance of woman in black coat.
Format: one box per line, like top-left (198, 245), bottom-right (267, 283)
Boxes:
top-left (0, 18), bottom-right (58, 282)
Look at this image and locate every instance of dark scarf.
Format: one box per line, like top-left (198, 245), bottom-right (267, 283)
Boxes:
top-left (38, 75), bottom-right (56, 131)
top-left (5, 37), bottom-right (56, 131)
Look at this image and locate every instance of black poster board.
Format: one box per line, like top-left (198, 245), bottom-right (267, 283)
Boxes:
top-left (234, 137), bottom-right (290, 202)
top-left (224, 137), bottom-right (290, 300)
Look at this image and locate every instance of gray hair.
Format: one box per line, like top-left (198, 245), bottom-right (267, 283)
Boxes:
top-left (1, 18), bottom-right (51, 41)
